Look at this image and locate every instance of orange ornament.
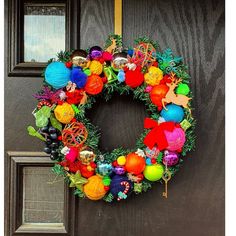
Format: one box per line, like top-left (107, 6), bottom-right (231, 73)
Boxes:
top-left (83, 175), bottom-right (107, 200)
top-left (125, 152), bottom-right (146, 175)
top-left (150, 84), bottom-right (169, 110)
top-left (84, 74), bottom-right (104, 95)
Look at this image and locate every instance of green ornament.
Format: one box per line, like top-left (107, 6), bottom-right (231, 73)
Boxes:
top-left (134, 183), bottom-right (142, 193)
top-left (176, 83), bottom-right (190, 95)
top-left (83, 68), bottom-right (91, 76)
top-left (180, 119), bottom-right (191, 131)
top-left (143, 164), bottom-right (164, 181)
top-left (102, 176), bottom-right (111, 186)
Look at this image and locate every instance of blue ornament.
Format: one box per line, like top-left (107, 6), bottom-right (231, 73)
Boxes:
top-left (146, 158), bottom-right (152, 165)
top-left (97, 163), bottom-right (113, 176)
top-left (110, 175), bottom-right (133, 199)
top-left (160, 104), bottom-right (184, 123)
top-left (127, 49), bottom-right (134, 57)
top-left (45, 62), bottom-right (71, 89)
top-left (117, 69), bottom-right (125, 82)
top-left (71, 66), bottom-right (88, 88)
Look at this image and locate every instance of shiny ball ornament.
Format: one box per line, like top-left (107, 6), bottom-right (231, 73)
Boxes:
top-left (163, 150), bottom-right (179, 166)
top-left (45, 62), bottom-right (71, 89)
top-left (54, 102), bottom-right (75, 124)
top-left (89, 60), bottom-right (103, 75)
top-left (102, 176), bottom-right (111, 186)
top-left (160, 104), bottom-right (184, 123)
top-left (83, 175), bottom-right (107, 200)
top-left (144, 66), bottom-right (163, 86)
top-left (146, 158), bottom-right (152, 166)
top-left (125, 66), bottom-right (144, 88)
top-left (176, 83), bottom-right (190, 95)
top-left (125, 152), bottom-right (146, 175)
top-left (110, 175), bottom-right (133, 198)
top-left (150, 84), bottom-right (169, 110)
top-left (143, 164), bottom-right (164, 181)
top-left (164, 127), bottom-right (186, 151)
top-left (114, 166), bottom-right (126, 175)
top-left (117, 156), bottom-right (126, 166)
top-left (84, 74), bottom-right (104, 95)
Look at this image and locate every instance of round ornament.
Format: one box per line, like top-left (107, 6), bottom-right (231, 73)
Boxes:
top-left (89, 60), bottom-right (103, 75)
top-left (54, 102), bottom-right (75, 124)
top-left (163, 150), bottom-right (179, 166)
top-left (28, 35), bottom-right (195, 203)
top-left (84, 74), bottom-right (104, 95)
top-left (125, 66), bottom-right (144, 88)
top-left (160, 104), bottom-right (184, 123)
top-left (150, 84), bottom-right (169, 110)
top-left (125, 152), bottom-right (146, 175)
top-left (176, 83), bottom-right (190, 95)
top-left (62, 122), bottom-right (88, 148)
top-left (143, 164), bottom-right (164, 181)
top-left (83, 175), bottom-right (107, 200)
top-left (45, 62), bottom-right (71, 89)
top-left (144, 66), bottom-right (163, 86)
top-left (165, 127), bottom-right (186, 151)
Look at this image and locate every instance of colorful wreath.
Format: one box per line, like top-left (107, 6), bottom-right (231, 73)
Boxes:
top-left (28, 35), bottom-right (195, 202)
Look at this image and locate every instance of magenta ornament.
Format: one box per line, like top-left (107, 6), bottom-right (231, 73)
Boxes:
top-left (163, 150), bottom-right (179, 166)
top-left (164, 127), bottom-right (186, 151)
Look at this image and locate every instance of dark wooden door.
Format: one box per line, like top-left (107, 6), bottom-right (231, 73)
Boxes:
top-left (5, 0), bottom-right (224, 235)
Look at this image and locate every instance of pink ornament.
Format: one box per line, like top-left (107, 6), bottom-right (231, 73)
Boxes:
top-left (65, 147), bottom-right (78, 163)
top-left (145, 85), bottom-right (153, 93)
top-left (102, 51), bottom-right (113, 61)
top-left (163, 150), bottom-right (179, 166)
top-left (164, 127), bottom-right (186, 151)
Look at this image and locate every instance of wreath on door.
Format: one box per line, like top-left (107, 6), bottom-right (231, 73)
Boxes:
top-left (28, 35), bottom-right (195, 202)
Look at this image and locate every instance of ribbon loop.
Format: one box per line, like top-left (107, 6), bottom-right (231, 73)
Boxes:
top-left (143, 118), bottom-right (175, 150)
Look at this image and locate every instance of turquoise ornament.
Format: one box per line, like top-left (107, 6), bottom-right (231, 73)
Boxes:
top-left (160, 104), bottom-right (184, 123)
top-left (45, 62), bottom-right (71, 89)
top-left (117, 69), bottom-right (125, 82)
top-left (146, 158), bottom-right (152, 165)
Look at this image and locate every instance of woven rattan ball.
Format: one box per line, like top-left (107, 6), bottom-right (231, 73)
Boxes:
top-left (62, 122), bottom-right (88, 148)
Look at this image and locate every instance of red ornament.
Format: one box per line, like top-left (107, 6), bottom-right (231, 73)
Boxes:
top-left (151, 158), bottom-right (157, 164)
top-left (104, 186), bottom-right (110, 191)
top-left (125, 66), bottom-right (144, 88)
top-left (112, 160), bottom-right (118, 167)
top-left (84, 74), bottom-right (104, 95)
top-left (102, 76), bottom-right (108, 84)
top-left (65, 61), bottom-right (73, 68)
top-left (150, 84), bottom-right (169, 110)
top-left (58, 135), bottom-right (62, 141)
top-left (125, 152), bottom-right (146, 175)
top-left (66, 89), bottom-right (84, 104)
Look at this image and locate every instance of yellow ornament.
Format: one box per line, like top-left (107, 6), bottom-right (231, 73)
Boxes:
top-left (54, 102), bottom-right (75, 124)
top-left (117, 156), bottom-right (126, 166)
top-left (144, 66), bottom-right (163, 86)
top-left (89, 60), bottom-right (103, 75)
top-left (83, 175), bottom-right (107, 200)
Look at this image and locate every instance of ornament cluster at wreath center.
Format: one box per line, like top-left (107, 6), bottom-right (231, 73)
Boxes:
top-left (28, 35), bottom-right (195, 202)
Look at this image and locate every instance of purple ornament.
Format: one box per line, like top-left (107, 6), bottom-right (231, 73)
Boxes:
top-left (89, 46), bottom-right (103, 60)
top-left (162, 150), bottom-right (179, 166)
top-left (114, 166), bottom-right (126, 175)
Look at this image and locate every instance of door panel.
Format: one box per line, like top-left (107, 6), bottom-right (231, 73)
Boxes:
top-left (5, 0), bottom-right (224, 235)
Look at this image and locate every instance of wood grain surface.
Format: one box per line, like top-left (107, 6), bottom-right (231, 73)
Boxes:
top-left (76, 0), bottom-right (225, 236)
